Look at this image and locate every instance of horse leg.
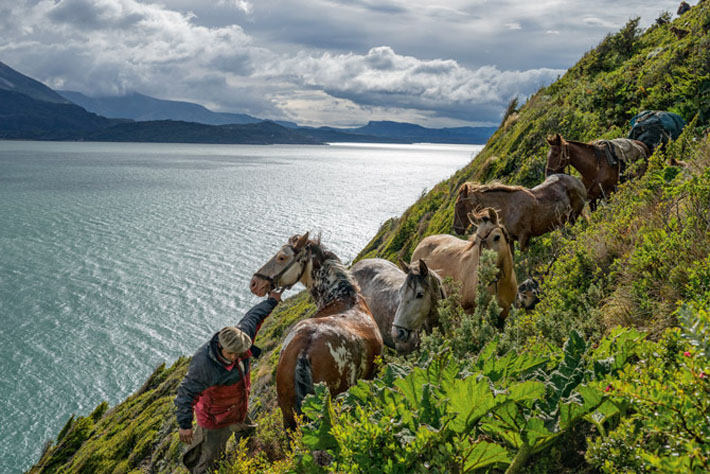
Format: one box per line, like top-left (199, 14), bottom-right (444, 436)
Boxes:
top-left (282, 409), bottom-right (297, 433)
top-left (276, 342), bottom-right (304, 431)
top-left (519, 233), bottom-right (531, 252)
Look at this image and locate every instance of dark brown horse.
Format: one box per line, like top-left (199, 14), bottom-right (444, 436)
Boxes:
top-left (249, 233), bottom-right (383, 430)
top-left (453, 174), bottom-right (587, 251)
top-left (545, 134), bottom-right (649, 210)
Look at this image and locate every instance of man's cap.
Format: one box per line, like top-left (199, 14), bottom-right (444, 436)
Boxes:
top-left (218, 326), bottom-right (251, 354)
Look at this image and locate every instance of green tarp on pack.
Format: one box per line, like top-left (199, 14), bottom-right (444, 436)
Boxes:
top-left (628, 110), bottom-right (686, 152)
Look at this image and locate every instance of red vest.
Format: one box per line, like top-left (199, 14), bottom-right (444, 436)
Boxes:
top-left (195, 360), bottom-right (251, 429)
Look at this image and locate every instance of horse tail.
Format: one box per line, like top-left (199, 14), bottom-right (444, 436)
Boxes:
top-left (294, 350), bottom-right (314, 415)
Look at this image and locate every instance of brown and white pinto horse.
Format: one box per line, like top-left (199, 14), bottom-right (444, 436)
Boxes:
top-left (546, 134), bottom-right (649, 210)
top-left (249, 233), bottom-right (383, 430)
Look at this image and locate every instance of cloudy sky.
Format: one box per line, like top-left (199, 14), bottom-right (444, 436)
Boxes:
top-left (0, 0), bottom-right (685, 127)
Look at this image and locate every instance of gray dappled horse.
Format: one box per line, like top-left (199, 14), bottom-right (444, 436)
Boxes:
top-left (351, 258), bottom-right (444, 354)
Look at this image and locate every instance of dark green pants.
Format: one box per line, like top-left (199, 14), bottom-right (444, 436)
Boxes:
top-left (182, 420), bottom-right (255, 474)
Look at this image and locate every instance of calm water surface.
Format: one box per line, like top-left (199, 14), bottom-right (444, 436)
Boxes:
top-left (0, 140), bottom-right (480, 472)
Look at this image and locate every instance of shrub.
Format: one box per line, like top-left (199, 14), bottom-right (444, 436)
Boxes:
top-left (586, 304), bottom-right (710, 473)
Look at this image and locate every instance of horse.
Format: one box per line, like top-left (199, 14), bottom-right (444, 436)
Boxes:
top-left (391, 259), bottom-right (445, 353)
top-left (249, 233), bottom-right (383, 430)
top-left (351, 258), bottom-right (444, 354)
top-left (453, 174), bottom-right (587, 251)
top-left (350, 258), bottom-right (404, 351)
top-left (545, 134), bottom-right (649, 210)
top-left (517, 278), bottom-right (540, 310)
top-left (413, 208), bottom-right (517, 320)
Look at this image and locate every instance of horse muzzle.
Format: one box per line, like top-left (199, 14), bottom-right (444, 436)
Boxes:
top-left (392, 325), bottom-right (412, 344)
top-left (249, 274), bottom-right (272, 297)
top-left (394, 329), bottom-right (420, 355)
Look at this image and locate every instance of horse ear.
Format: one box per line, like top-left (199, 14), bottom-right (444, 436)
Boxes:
top-left (418, 259), bottom-right (429, 277)
top-left (546, 135), bottom-right (555, 145)
top-left (487, 208), bottom-right (499, 225)
top-left (458, 183), bottom-right (469, 198)
top-left (398, 258), bottom-right (410, 273)
top-left (294, 232), bottom-right (310, 249)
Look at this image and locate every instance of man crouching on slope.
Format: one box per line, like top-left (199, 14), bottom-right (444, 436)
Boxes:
top-left (174, 289), bottom-right (282, 474)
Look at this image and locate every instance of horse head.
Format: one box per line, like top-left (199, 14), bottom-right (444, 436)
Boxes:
top-left (517, 277), bottom-right (540, 310)
top-left (250, 232), bottom-right (311, 296)
top-left (545, 133), bottom-right (569, 176)
top-left (468, 207), bottom-right (507, 246)
top-left (453, 183), bottom-right (479, 235)
top-left (391, 259), bottom-right (445, 354)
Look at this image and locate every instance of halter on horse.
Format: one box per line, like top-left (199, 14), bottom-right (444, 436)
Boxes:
top-left (250, 233), bottom-right (383, 430)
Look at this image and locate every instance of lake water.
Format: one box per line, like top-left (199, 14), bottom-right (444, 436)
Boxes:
top-left (0, 140), bottom-right (479, 473)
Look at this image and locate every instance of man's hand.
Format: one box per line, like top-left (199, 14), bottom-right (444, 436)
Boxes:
top-left (179, 428), bottom-right (194, 444)
top-left (269, 289), bottom-right (284, 303)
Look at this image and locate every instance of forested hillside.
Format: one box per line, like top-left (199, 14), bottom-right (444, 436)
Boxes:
top-left (29, 4), bottom-right (710, 474)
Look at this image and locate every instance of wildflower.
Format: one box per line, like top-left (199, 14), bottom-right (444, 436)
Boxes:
top-left (684, 351), bottom-right (691, 357)
top-left (605, 384), bottom-right (613, 392)
top-left (699, 372), bottom-right (706, 379)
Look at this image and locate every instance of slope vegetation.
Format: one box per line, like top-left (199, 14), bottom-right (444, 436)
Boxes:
top-left (29, 5), bottom-right (710, 474)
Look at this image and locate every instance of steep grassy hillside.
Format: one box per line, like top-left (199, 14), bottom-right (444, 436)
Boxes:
top-left (29, 4), bottom-right (710, 474)
top-left (357, 9), bottom-right (710, 263)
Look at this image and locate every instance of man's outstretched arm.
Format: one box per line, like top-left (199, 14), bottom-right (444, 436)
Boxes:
top-left (237, 290), bottom-right (282, 342)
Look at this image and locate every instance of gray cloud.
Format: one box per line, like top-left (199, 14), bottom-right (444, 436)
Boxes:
top-left (324, 0), bottom-right (409, 15)
top-left (263, 46), bottom-right (563, 123)
top-left (0, 0), bottom-right (683, 127)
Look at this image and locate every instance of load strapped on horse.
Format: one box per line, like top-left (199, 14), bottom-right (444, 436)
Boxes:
top-left (627, 110), bottom-right (686, 154)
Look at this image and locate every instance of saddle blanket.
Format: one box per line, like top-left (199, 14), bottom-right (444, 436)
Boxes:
top-left (593, 138), bottom-right (648, 167)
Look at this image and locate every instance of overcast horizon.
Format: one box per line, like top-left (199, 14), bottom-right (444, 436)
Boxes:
top-left (0, 0), bottom-right (688, 128)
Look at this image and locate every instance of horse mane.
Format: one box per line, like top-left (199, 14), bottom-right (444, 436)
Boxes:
top-left (301, 235), bottom-right (360, 309)
top-left (304, 235), bottom-right (340, 264)
top-left (565, 138), bottom-right (597, 149)
top-left (466, 181), bottom-right (534, 197)
top-left (549, 134), bottom-right (597, 150)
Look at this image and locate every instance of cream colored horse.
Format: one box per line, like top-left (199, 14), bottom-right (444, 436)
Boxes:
top-left (412, 208), bottom-right (517, 320)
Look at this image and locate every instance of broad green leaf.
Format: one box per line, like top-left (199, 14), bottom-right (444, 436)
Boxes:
top-left (342, 380), bottom-right (372, 407)
top-left (525, 417), bottom-right (557, 446)
top-left (507, 381), bottom-right (547, 402)
top-left (300, 384), bottom-right (338, 451)
top-left (585, 399), bottom-right (620, 426)
top-left (537, 330), bottom-right (588, 416)
top-left (395, 367), bottom-right (428, 408)
top-left (577, 384), bottom-right (603, 410)
top-left (445, 376), bottom-right (496, 433)
top-left (462, 440), bottom-right (511, 472)
top-left (482, 417), bottom-right (522, 448)
top-left (301, 383), bottom-right (329, 420)
top-left (559, 384), bottom-right (605, 428)
top-left (475, 338), bottom-right (499, 374)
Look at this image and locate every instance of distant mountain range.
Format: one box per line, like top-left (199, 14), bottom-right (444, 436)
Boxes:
top-left (320, 121), bottom-right (497, 144)
top-left (0, 62), bottom-right (71, 104)
top-left (0, 60), bottom-right (496, 144)
top-left (58, 90), bottom-right (264, 126)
